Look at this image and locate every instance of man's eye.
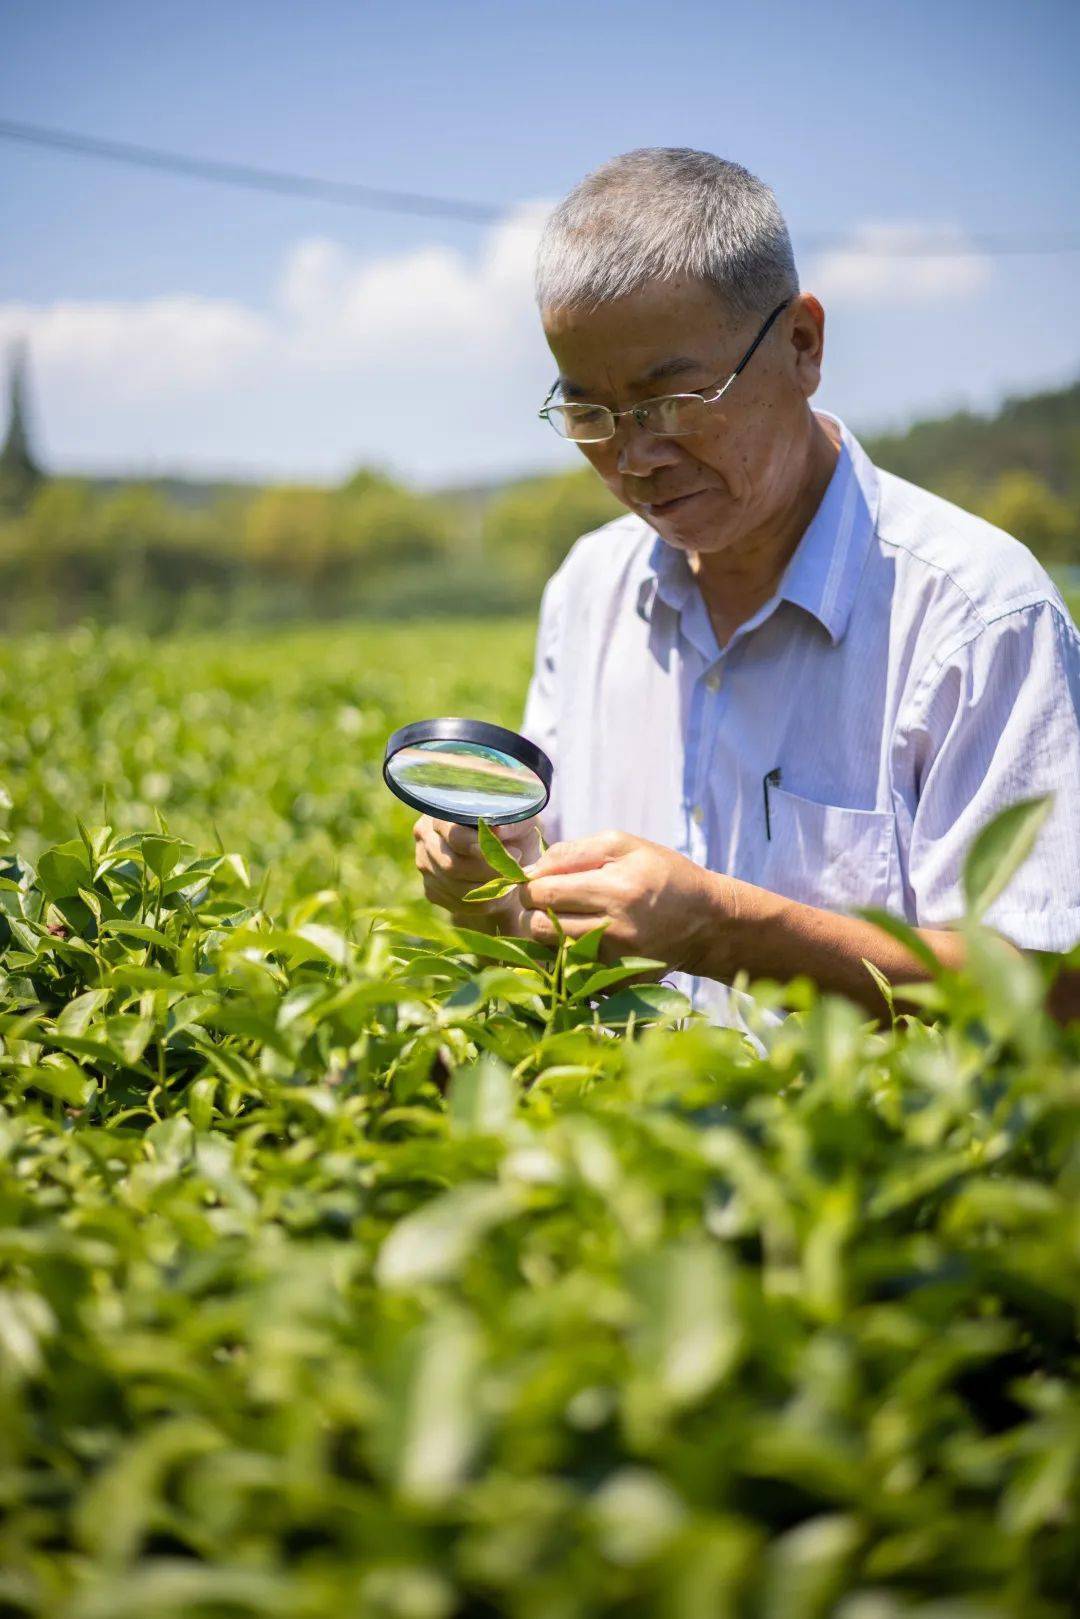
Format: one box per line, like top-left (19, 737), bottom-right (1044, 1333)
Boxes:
top-left (570, 405), bottom-right (606, 423)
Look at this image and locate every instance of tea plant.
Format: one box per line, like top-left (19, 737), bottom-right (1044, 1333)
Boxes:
top-left (0, 625), bottom-right (1078, 1618)
top-left (0, 620), bottom-right (535, 912)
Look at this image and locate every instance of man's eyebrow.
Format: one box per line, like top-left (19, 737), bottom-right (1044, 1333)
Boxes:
top-left (638, 356), bottom-right (710, 386)
top-left (559, 357), bottom-right (709, 399)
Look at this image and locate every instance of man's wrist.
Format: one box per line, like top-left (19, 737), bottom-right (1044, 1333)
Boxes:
top-left (692, 869), bottom-right (787, 983)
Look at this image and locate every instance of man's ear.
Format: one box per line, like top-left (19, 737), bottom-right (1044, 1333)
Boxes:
top-left (789, 293), bottom-right (825, 399)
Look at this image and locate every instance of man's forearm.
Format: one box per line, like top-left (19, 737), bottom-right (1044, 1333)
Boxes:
top-left (697, 873), bottom-right (969, 1017)
top-left (704, 883), bottom-right (1080, 1025)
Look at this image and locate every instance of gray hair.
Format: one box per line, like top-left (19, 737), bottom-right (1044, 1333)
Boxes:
top-left (535, 148), bottom-right (798, 320)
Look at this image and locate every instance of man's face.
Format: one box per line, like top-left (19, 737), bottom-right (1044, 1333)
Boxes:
top-left (541, 279), bottom-right (825, 556)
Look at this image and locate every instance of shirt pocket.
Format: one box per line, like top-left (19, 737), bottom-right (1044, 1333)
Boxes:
top-left (756, 784), bottom-right (900, 914)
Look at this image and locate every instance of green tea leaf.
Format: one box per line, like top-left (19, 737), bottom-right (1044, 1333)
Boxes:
top-left (570, 958), bottom-right (666, 1002)
top-left (100, 920), bottom-right (174, 950)
top-left (380, 1312), bottom-right (482, 1504)
top-left (35, 840), bottom-right (91, 900)
top-left (858, 907), bottom-right (945, 977)
top-left (293, 921), bottom-right (351, 966)
top-left (963, 795), bottom-right (1053, 920)
top-left (476, 817), bottom-right (528, 882)
top-left (759, 1515), bottom-right (862, 1619)
top-left (596, 982), bottom-right (692, 1026)
top-left (565, 924), bottom-right (609, 963)
top-left (449, 924), bottom-right (548, 967)
top-left (376, 1182), bottom-right (515, 1289)
top-left (627, 1240), bottom-right (740, 1405)
top-left (140, 834), bottom-right (185, 880)
top-left (860, 955), bottom-right (895, 1021)
top-left (448, 1054), bottom-right (515, 1134)
top-left (23, 1057), bottom-right (95, 1106)
top-left (56, 987), bottom-right (111, 1035)
top-left (462, 876), bottom-right (520, 904)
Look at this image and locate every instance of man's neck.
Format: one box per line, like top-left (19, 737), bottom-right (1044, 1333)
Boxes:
top-left (690, 412), bottom-right (841, 647)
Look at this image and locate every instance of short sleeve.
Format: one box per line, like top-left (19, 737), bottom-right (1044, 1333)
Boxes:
top-left (897, 600), bottom-right (1080, 951)
top-left (520, 568), bottom-right (566, 845)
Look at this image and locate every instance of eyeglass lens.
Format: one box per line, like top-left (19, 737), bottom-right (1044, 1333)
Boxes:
top-left (549, 393), bottom-right (712, 442)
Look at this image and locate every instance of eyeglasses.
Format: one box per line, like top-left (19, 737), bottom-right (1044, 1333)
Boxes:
top-left (538, 297), bottom-right (792, 443)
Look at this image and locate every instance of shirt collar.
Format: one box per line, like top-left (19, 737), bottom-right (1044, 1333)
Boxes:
top-left (639, 411), bottom-right (880, 647)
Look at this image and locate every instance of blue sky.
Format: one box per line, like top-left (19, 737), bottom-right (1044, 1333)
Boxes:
top-left (2, 0), bottom-right (1078, 485)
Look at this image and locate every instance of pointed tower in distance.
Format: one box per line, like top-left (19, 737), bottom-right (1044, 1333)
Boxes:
top-left (0, 342), bottom-right (45, 516)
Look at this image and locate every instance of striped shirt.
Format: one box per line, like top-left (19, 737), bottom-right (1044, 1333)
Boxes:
top-left (520, 409), bottom-right (1080, 1028)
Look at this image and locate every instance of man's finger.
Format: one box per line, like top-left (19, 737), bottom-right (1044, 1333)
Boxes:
top-left (520, 872), bottom-right (612, 913)
top-left (432, 850), bottom-right (503, 881)
top-left (435, 820), bottom-right (480, 853)
top-left (523, 832), bottom-right (624, 879)
top-left (436, 819), bottom-right (537, 856)
top-left (501, 823), bottom-right (540, 847)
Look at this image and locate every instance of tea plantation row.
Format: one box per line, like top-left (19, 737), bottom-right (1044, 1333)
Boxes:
top-left (1, 624), bottom-right (1078, 1619)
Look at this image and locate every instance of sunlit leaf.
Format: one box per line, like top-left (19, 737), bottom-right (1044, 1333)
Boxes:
top-left (35, 841), bottom-right (91, 901)
top-left (462, 875), bottom-right (520, 904)
top-left (448, 1054), bottom-right (515, 1135)
top-left (962, 795), bottom-right (1053, 920)
top-left (376, 1182), bottom-right (515, 1289)
top-left (476, 817), bottom-right (529, 882)
top-left (627, 1240), bottom-right (740, 1406)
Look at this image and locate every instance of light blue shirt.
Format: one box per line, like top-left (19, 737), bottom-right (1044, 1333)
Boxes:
top-left (520, 410), bottom-right (1080, 1027)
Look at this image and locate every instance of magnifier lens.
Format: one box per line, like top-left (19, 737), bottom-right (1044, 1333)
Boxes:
top-left (383, 720), bottom-right (552, 827)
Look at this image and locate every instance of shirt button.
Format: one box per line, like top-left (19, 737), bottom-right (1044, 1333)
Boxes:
top-left (691, 804), bottom-right (705, 825)
top-left (705, 670), bottom-right (722, 693)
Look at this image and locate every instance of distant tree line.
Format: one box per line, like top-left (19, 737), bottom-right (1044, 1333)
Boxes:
top-left (0, 455), bottom-right (625, 630)
top-left (864, 378), bottom-right (1080, 569)
top-left (0, 379), bottom-right (1075, 630)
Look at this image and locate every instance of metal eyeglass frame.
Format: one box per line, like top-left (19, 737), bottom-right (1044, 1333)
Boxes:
top-left (538, 296), bottom-right (792, 442)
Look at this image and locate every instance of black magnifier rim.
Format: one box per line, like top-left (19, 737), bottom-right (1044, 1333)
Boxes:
top-left (382, 716), bottom-right (553, 827)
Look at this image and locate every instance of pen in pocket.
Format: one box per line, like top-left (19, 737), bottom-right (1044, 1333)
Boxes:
top-left (763, 768), bottom-right (781, 841)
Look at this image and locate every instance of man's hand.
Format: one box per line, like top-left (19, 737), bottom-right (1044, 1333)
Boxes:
top-left (413, 814), bottom-right (543, 935)
top-left (512, 827), bottom-right (1080, 1028)
top-left (519, 828), bottom-right (736, 970)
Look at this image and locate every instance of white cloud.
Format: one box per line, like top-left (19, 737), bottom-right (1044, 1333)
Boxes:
top-left (806, 223), bottom-right (992, 305)
top-left (277, 203), bottom-right (550, 367)
top-left (0, 204), bottom-right (556, 477)
top-left (0, 296), bottom-right (269, 396)
top-left (1, 204), bottom-right (552, 387)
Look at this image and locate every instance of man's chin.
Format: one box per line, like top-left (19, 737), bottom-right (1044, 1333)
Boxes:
top-left (648, 502), bottom-right (731, 550)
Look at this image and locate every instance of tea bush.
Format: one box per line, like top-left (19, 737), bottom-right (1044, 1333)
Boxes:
top-left (0, 620), bottom-right (535, 912)
top-left (1, 625), bottom-right (1078, 1618)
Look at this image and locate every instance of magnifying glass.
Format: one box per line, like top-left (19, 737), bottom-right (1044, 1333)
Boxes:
top-left (383, 718), bottom-right (553, 828)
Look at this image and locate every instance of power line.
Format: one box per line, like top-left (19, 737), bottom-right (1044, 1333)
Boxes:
top-left (0, 117), bottom-right (502, 225)
top-left (2, 115), bottom-right (1079, 256)
top-left (798, 230), bottom-right (1080, 257)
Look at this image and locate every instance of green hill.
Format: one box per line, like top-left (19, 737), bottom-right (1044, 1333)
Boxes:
top-left (864, 377), bottom-right (1080, 503)
top-left (862, 378), bottom-right (1080, 566)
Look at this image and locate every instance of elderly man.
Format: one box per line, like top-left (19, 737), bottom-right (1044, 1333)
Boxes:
top-left (414, 148), bottom-right (1080, 1025)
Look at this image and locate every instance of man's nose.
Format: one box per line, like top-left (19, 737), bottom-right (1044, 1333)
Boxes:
top-left (615, 416), bottom-right (682, 478)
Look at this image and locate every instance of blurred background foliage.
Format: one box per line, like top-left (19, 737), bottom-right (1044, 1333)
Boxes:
top-left (1, 372), bottom-right (1076, 632)
top-left (0, 618), bottom-right (537, 910)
